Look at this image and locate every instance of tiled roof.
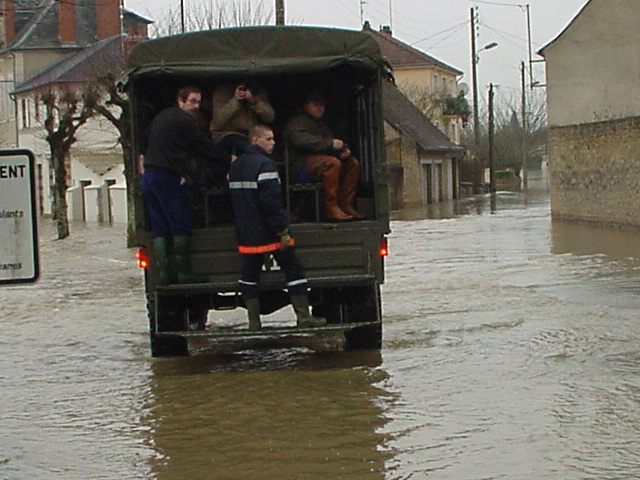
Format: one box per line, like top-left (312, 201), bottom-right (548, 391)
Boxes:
top-left (4, 0), bottom-right (100, 50)
top-left (383, 80), bottom-right (464, 154)
top-left (364, 24), bottom-right (463, 75)
top-left (12, 35), bottom-right (125, 94)
top-left (2, 2), bottom-right (151, 51)
top-left (73, 147), bottom-right (122, 176)
top-left (122, 8), bottom-right (153, 25)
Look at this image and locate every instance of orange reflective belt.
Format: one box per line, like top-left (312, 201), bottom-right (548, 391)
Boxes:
top-left (238, 237), bottom-right (295, 254)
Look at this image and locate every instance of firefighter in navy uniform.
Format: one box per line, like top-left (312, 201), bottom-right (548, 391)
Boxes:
top-left (228, 124), bottom-right (327, 331)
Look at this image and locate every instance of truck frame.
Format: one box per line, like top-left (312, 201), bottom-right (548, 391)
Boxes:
top-left (124, 26), bottom-right (390, 356)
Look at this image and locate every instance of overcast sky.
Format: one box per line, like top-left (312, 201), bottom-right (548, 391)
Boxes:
top-left (124, 0), bottom-right (588, 99)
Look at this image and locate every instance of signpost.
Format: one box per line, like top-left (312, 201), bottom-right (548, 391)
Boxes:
top-left (0, 149), bottom-right (39, 285)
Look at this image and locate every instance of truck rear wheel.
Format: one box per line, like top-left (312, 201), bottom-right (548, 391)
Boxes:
top-left (344, 284), bottom-right (382, 349)
top-left (147, 294), bottom-right (189, 357)
top-left (312, 285), bottom-right (382, 350)
top-left (345, 322), bottom-right (382, 350)
top-left (150, 333), bottom-right (189, 357)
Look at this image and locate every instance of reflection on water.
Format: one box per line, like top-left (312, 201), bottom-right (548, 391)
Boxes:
top-left (382, 191), bottom-right (640, 480)
top-left (2, 192), bottom-right (640, 480)
top-left (552, 218), bottom-right (640, 259)
top-left (145, 350), bottom-right (391, 480)
top-left (391, 191), bottom-right (547, 221)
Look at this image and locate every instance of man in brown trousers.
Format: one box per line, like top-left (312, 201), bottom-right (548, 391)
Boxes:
top-left (283, 91), bottom-right (365, 222)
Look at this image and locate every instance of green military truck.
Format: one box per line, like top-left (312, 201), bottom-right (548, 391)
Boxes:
top-left (124, 26), bottom-right (390, 356)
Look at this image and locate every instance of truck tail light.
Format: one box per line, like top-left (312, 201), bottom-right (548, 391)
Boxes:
top-left (137, 248), bottom-right (149, 269)
top-left (379, 237), bottom-right (388, 257)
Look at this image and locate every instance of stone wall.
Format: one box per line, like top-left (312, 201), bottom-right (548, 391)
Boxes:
top-left (549, 116), bottom-right (640, 227)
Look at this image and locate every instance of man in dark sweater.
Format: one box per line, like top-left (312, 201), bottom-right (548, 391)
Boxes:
top-left (228, 124), bottom-right (326, 331)
top-left (141, 86), bottom-right (229, 285)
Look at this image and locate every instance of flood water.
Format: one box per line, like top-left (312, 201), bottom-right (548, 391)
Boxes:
top-left (2, 191), bottom-right (640, 480)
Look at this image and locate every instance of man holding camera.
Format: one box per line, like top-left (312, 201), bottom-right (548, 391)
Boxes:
top-left (210, 81), bottom-right (275, 156)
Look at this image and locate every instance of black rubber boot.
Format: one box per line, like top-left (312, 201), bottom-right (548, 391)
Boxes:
top-left (152, 237), bottom-right (172, 286)
top-left (290, 294), bottom-right (327, 327)
top-left (173, 235), bottom-right (208, 284)
top-left (245, 298), bottom-right (262, 331)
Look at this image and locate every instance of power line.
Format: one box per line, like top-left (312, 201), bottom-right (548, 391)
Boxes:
top-left (481, 24), bottom-right (527, 52)
top-left (422, 22), bottom-right (469, 51)
top-left (412, 19), bottom-right (469, 46)
top-left (467, 0), bottom-right (527, 7)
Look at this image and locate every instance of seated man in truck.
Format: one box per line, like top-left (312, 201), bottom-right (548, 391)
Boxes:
top-left (209, 81), bottom-right (275, 156)
top-left (140, 86), bottom-right (230, 285)
top-left (283, 90), bottom-right (366, 222)
top-left (228, 124), bottom-right (327, 331)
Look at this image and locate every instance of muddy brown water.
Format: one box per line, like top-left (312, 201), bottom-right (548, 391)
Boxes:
top-left (1, 191), bottom-right (640, 479)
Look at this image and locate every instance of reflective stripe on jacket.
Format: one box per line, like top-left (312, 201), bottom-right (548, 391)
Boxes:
top-left (228, 145), bottom-right (290, 253)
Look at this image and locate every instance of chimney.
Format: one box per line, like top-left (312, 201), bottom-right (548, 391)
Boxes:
top-left (3, 0), bottom-right (16, 45)
top-left (58, 0), bottom-right (76, 44)
top-left (96, 0), bottom-right (121, 40)
top-left (381, 25), bottom-right (392, 36)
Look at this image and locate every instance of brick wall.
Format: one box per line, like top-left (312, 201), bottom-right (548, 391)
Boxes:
top-left (549, 116), bottom-right (640, 227)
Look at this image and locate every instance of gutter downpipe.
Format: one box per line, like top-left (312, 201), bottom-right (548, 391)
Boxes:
top-left (10, 52), bottom-right (19, 147)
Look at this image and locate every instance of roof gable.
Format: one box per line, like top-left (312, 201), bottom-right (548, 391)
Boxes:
top-left (364, 23), bottom-right (462, 75)
top-left (538, 0), bottom-right (592, 56)
top-left (73, 148), bottom-right (122, 176)
top-left (12, 35), bottom-right (125, 94)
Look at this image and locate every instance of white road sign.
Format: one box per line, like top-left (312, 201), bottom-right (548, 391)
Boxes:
top-left (0, 149), bottom-right (39, 285)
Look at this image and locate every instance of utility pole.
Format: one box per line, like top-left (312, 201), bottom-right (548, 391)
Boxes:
top-left (180, 0), bottom-right (185, 33)
top-left (470, 7), bottom-right (480, 152)
top-left (488, 83), bottom-right (495, 195)
top-left (521, 61), bottom-right (528, 192)
top-left (525, 4), bottom-right (533, 86)
top-left (275, 0), bottom-right (285, 26)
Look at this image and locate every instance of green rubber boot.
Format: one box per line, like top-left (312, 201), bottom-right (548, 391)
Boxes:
top-left (152, 237), bottom-right (172, 286)
top-left (290, 294), bottom-right (327, 328)
top-left (245, 298), bottom-right (262, 331)
top-left (173, 235), bottom-right (208, 284)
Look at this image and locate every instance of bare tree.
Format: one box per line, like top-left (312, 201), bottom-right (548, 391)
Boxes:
top-left (42, 89), bottom-right (99, 239)
top-left (398, 83), bottom-right (444, 124)
top-left (399, 83), bottom-right (471, 122)
top-left (91, 72), bottom-right (139, 246)
top-left (476, 89), bottom-right (547, 174)
top-left (152, 0), bottom-right (273, 37)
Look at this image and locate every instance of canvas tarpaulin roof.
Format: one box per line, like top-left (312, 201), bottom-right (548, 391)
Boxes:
top-left (126, 26), bottom-right (387, 79)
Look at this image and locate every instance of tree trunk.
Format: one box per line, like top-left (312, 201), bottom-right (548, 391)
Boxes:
top-left (121, 141), bottom-right (139, 248)
top-left (52, 146), bottom-right (70, 240)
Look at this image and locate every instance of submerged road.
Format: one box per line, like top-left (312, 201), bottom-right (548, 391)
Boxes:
top-left (1, 191), bottom-right (640, 479)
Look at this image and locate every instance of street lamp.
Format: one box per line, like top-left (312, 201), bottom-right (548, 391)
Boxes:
top-left (471, 39), bottom-right (498, 151)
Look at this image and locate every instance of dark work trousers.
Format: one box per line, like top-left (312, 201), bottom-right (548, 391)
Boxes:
top-left (239, 248), bottom-right (308, 300)
top-left (141, 169), bottom-right (193, 238)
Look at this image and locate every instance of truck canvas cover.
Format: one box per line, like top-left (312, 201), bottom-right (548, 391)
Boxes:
top-left (126, 26), bottom-right (387, 78)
